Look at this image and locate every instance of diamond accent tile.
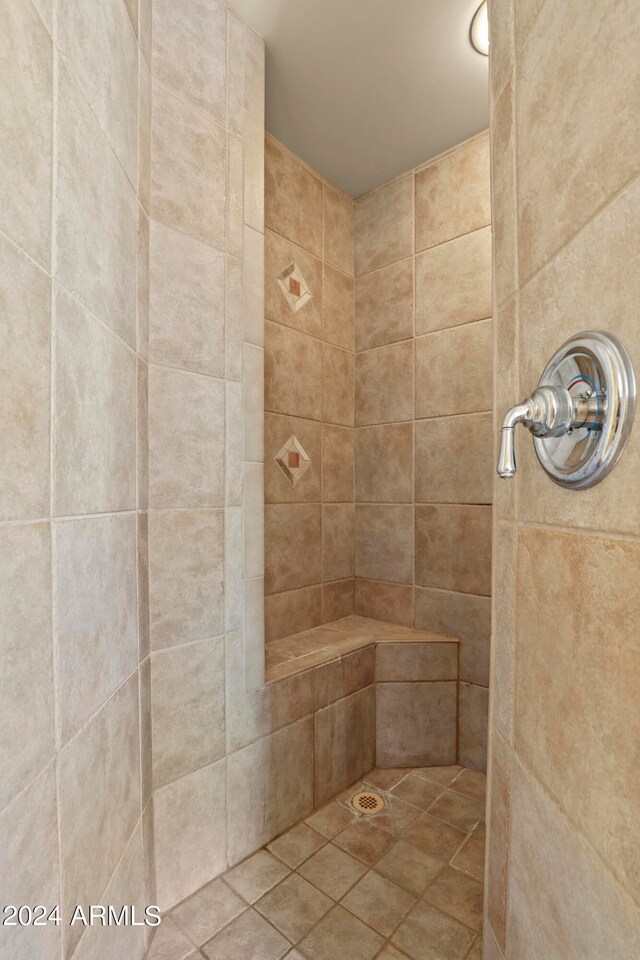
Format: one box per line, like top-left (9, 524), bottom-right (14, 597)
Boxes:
top-left (275, 435), bottom-right (312, 487)
top-left (277, 262), bottom-right (312, 313)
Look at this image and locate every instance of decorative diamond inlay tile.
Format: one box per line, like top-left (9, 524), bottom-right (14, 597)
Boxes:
top-left (275, 435), bottom-right (311, 487)
top-left (277, 262), bottom-right (312, 313)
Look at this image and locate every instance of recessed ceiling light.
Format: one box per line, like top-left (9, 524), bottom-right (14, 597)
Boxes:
top-left (470, 0), bottom-right (489, 56)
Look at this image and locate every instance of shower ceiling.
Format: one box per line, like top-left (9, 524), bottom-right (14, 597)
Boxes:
top-left (227, 0), bottom-right (489, 197)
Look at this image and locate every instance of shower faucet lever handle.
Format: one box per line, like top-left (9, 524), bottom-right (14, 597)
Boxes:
top-left (497, 386), bottom-right (575, 479)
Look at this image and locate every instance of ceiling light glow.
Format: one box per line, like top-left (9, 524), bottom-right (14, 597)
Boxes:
top-left (470, 0), bottom-right (489, 56)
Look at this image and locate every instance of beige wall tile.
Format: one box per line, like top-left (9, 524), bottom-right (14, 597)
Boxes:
top-left (415, 226), bottom-right (492, 335)
top-left (376, 642), bottom-right (457, 682)
top-left (323, 343), bottom-right (354, 427)
top-left (53, 289), bottom-right (136, 516)
top-left (226, 133), bottom-right (243, 259)
top-left (265, 320), bottom-right (322, 420)
top-left (149, 220), bottom-right (225, 376)
top-left (491, 78), bottom-right (517, 308)
top-left (323, 264), bottom-right (354, 351)
top-left (0, 235), bottom-right (50, 520)
top-left (415, 587), bottom-right (491, 687)
top-left (356, 504), bottom-right (413, 585)
top-left (265, 136), bottom-right (323, 257)
top-left (138, 54), bottom-right (152, 213)
top-left (56, 63), bottom-right (137, 347)
top-left (355, 176), bottom-right (413, 276)
top-left (225, 254), bottom-right (243, 381)
top-left (506, 759), bottom-right (640, 959)
top-left (356, 258), bottom-right (414, 352)
top-left (224, 506), bottom-right (243, 634)
top-left (356, 423), bottom-right (413, 503)
top-left (154, 758), bottom-right (226, 909)
top-left (323, 579), bottom-right (355, 623)
top-left (225, 380), bottom-right (242, 507)
top-left (58, 0), bottom-right (138, 183)
top-left (265, 229), bottom-right (322, 338)
top-left (493, 297), bottom-right (517, 523)
top-left (137, 208), bottom-right (150, 359)
top-left (415, 414), bottom-right (493, 505)
top-left (266, 584), bottom-right (323, 642)
top-left (138, 359), bottom-right (149, 510)
top-left (354, 579), bottom-right (413, 627)
top-left (152, 0), bottom-right (225, 124)
top-left (323, 504), bottom-right (355, 582)
top-left (323, 183), bottom-right (354, 276)
top-left (149, 508), bottom-right (224, 650)
top-left (0, 523), bottom-right (54, 811)
top-left (356, 341), bottom-right (414, 426)
top-left (376, 682), bottom-right (457, 767)
top-left (486, 730), bottom-right (511, 951)
top-left (491, 522), bottom-right (516, 740)
top-left (265, 413), bottom-right (322, 504)
top-left (244, 226), bottom-right (265, 347)
top-left (0, 765), bottom-right (60, 960)
top-left (244, 112), bottom-right (265, 232)
top-left (139, 657), bottom-right (152, 812)
top-left (58, 676), bottom-right (140, 955)
top-left (415, 504), bottom-right (492, 596)
top-left (415, 134), bottom-right (490, 252)
top-left (323, 425), bottom-right (354, 503)
top-left (137, 513), bottom-right (150, 661)
top-left (244, 463), bottom-right (265, 580)
top-left (415, 320), bottom-right (492, 418)
top-left (151, 82), bottom-right (225, 248)
top-left (516, 0), bottom-right (640, 281)
top-left (54, 514), bottom-right (137, 744)
top-left (244, 343), bottom-right (264, 463)
top-left (151, 637), bottom-right (225, 790)
top-left (265, 503), bottom-right (322, 595)
top-left (315, 686), bottom-right (375, 806)
top-left (459, 683), bottom-right (488, 773)
top-left (244, 25), bottom-right (265, 123)
top-left (515, 527), bottom-right (640, 898)
top-left (488, 0), bottom-right (514, 101)
top-left (227, 716), bottom-right (314, 863)
top-left (0, 0), bottom-right (52, 267)
top-left (149, 365), bottom-right (225, 508)
top-left (244, 576), bottom-right (266, 693)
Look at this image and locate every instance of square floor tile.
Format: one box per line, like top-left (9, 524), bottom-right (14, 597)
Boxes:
top-left (333, 818), bottom-right (395, 866)
top-left (465, 939), bottom-right (482, 959)
top-left (305, 801), bottom-right (358, 838)
top-left (202, 909), bottom-right (289, 960)
top-left (364, 768), bottom-right (412, 791)
top-left (298, 842), bottom-right (367, 899)
top-left (375, 840), bottom-right (444, 898)
top-left (428, 791), bottom-right (484, 833)
top-left (423, 866), bottom-right (484, 932)
top-left (267, 822), bottom-right (326, 868)
top-left (147, 915), bottom-right (194, 960)
top-left (298, 905), bottom-right (384, 960)
top-left (392, 901), bottom-right (476, 960)
top-left (341, 870), bottom-right (415, 937)
top-left (172, 878), bottom-right (246, 945)
top-left (390, 774), bottom-right (442, 810)
top-left (414, 766), bottom-right (462, 787)
top-left (449, 769), bottom-right (486, 804)
top-left (224, 850), bottom-right (291, 903)
top-left (450, 836), bottom-right (485, 881)
top-left (377, 947), bottom-right (412, 960)
top-left (386, 796), bottom-right (423, 834)
top-left (403, 816), bottom-right (467, 863)
top-left (256, 873), bottom-right (332, 942)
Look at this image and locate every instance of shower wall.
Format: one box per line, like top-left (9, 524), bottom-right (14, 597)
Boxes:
top-left (485, 1), bottom-right (640, 956)
top-left (353, 135), bottom-right (493, 771)
top-left (264, 135), bottom-right (356, 642)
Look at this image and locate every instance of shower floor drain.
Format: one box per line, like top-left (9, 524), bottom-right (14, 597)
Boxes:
top-left (351, 791), bottom-right (385, 814)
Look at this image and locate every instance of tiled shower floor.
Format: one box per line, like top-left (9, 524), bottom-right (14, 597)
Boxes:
top-left (148, 765), bottom-right (486, 960)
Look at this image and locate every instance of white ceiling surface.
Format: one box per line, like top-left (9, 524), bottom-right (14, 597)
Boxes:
top-left (229, 0), bottom-right (489, 197)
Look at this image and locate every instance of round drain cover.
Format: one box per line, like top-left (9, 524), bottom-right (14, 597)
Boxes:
top-left (351, 791), bottom-right (385, 813)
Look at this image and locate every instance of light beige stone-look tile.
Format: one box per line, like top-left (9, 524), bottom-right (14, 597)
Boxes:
top-left (323, 183), bottom-right (354, 276)
top-left (244, 226), bottom-right (265, 347)
top-left (392, 900), bottom-right (476, 960)
top-left (202, 908), bottom-right (290, 960)
top-left (149, 220), bottom-right (225, 376)
top-left (458, 683), bottom-right (488, 773)
top-left (485, 730), bottom-right (510, 950)
top-left (0, 524), bottom-right (53, 812)
top-left (450, 770), bottom-right (486, 805)
top-left (244, 25), bottom-right (265, 122)
top-left (355, 257), bottom-right (414, 353)
top-left (54, 514), bottom-right (137, 744)
top-left (0, 0), bottom-right (52, 267)
top-left (377, 683), bottom-right (457, 768)
top-left (354, 579), bottom-right (413, 627)
top-left (451, 835), bottom-right (485, 882)
top-left (355, 177), bottom-right (413, 276)
top-left (154, 759), bottom-right (226, 910)
top-left (152, 0), bottom-right (225, 124)
top-left (265, 413), bottom-right (321, 504)
top-left (56, 63), bottom-right (137, 347)
top-left (428, 791), bottom-right (484, 834)
top-left (414, 587), bottom-right (491, 687)
top-left (265, 503), bottom-right (322, 595)
top-left (58, 677), bottom-right (140, 956)
top-left (376, 643), bottom-right (457, 683)
top-left (226, 132), bottom-right (243, 258)
top-left (267, 823), bottom-right (326, 870)
top-left (415, 135), bottom-right (490, 252)
top-left (172, 877), bottom-right (245, 947)
top-left (53, 288), bottom-right (136, 516)
top-left (0, 765), bottom-right (60, 960)
top-left (414, 414), bottom-right (492, 505)
top-left (138, 54), bottom-right (152, 214)
top-left (265, 585), bottom-right (323, 642)
top-left (415, 505), bottom-right (492, 596)
top-left (333, 819), bottom-right (395, 868)
top-left (0, 235), bottom-right (50, 520)
top-left (244, 112), bottom-right (265, 233)
top-left (322, 424), bottom-right (354, 502)
top-left (490, 76), bottom-right (517, 308)
top-left (149, 508), bottom-right (224, 650)
top-left (225, 850), bottom-right (291, 904)
top-left (149, 366), bottom-right (225, 508)
top-left (488, 0), bottom-right (514, 100)
top-left (322, 579), bottom-right (355, 623)
top-left (256, 874), bottom-right (331, 942)
top-left (415, 226), bottom-right (491, 335)
top-left (415, 320), bottom-right (492, 419)
top-left (244, 463), bottom-right (265, 580)
top-left (323, 504), bottom-right (355, 582)
top-left (244, 343), bottom-right (264, 463)
top-left (376, 840), bottom-right (443, 898)
top-left (298, 843), bottom-right (366, 900)
top-left (342, 871), bottom-right (415, 937)
top-left (315, 686), bottom-right (375, 806)
top-left (323, 263), bottom-right (354, 351)
top-left (355, 504), bottom-right (413, 584)
top-left (322, 343), bottom-right (354, 426)
top-left (356, 341), bottom-right (414, 426)
top-left (305, 802), bottom-right (357, 840)
top-left (265, 228), bottom-right (322, 338)
top-left (225, 254), bottom-right (243, 380)
top-left (147, 915), bottom-right (194, 960)
top-left (138, 359), bottom-right (149, 511)
top-left (390, 774), bottom-right (442, 811)
top-left (356, 423), bottom-right (413, 503)
top-left (490, 522), bottom-right (516, 738)
top-left (137, 207), bottom-right (150, 359)
top-left (265, 136), bottom-right (322, 256)
top-left (298, 905), bottom-right (384, 960)
top-left (58, 0), bottom-right (137, 183)
top-left (151, 82), bottom-right (225, 249)
top-left (265, 320), bottom-right (322, 420)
